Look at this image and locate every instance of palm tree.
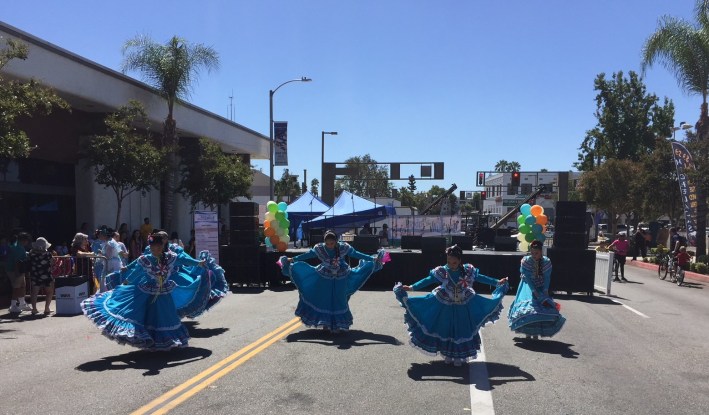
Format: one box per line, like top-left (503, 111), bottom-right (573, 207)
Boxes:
top-left (121, 35), bottom-right (219, 232)
top-left (641, 0), bottom-right (709, 256)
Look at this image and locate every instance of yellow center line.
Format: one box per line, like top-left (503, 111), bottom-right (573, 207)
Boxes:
top-left (131, 317), bottom-right (302, 415)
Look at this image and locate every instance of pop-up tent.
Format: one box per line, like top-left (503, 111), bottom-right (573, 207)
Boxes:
top-left (302, 190), bottom-right (395, 232)
top-left (286, 191), bottom-right (331, 234)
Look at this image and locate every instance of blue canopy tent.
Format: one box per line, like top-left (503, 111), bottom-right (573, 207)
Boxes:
top-left (286, 191), bottom-right (331, 236)
top-left (302, 191), bottom-right (396, 233)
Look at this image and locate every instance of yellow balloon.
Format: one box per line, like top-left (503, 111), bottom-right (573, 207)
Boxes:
top-left (519, 240), bottom-right (529, 252)
top-left (517, 232), bottom-right (526, 242)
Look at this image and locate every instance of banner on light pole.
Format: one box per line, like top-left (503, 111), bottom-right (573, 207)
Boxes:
top-left (274, 121), bottom-right (288, 166)
top-left (671, 142), bottom-right (698, 246)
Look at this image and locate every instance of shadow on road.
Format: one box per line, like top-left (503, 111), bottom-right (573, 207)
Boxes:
top-left (183, 321), bottom-right (229, 338)
top-left (407, 360), bottom-right (535, 386)
top-left (565, 295), bottom-right (626, 305)
top-left (679, 282), bottom-right (704, 289)
top-left (513, 337), bottom-right (579, 358)
top-left (75, 347), bottom-right (212, 376)
top-left (285, 328), bottom-right (403, 350)
top-left (484, 361), bottom-right (536, 387)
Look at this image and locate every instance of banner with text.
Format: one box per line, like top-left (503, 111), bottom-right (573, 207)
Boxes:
top-left (274, 121), bottom-right (288, 166)
top-left (390, 215), bottom-right (462, 239)
top-left (671, 142), bottom-right (698, 246)
top-left (194, 210), bottom-right (220, 263)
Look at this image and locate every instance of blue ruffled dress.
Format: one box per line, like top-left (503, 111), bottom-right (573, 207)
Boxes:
top-left (507, 255), bottom-right (565, 337)
top-left (279, 242), bottom-right (385, 331)
top-left (81, 250), bottom-right (212, 351)
top-left (394, 264), bottom-right (508, 363)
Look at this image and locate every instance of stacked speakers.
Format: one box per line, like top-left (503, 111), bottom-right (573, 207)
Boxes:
top-left (451, 235), bottom-right (474, 250)
top-left (224, 202), bottom-right (261, 287)
top-left (401, 235), bottom-right (422, 250)
top-left (553, 201), bottom-right (588, 250)
top-left (352, 235), bottom-right (380, 254)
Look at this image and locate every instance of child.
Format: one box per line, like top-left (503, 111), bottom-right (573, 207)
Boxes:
top-left (676, 246), bottom-right (691, 272)
top-left (393, 245), bottom-right (508, 366)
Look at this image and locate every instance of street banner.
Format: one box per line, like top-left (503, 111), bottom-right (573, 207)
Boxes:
top-left (194, 210), bottom-right (220, 263)
top-left (671, 142), bottom-right (698, 246)
top-left (274, 121), bottom-right (288, 166)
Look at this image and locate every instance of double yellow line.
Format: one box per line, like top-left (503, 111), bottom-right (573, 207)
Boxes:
top-left (131, 317), bottom-right (302, 415)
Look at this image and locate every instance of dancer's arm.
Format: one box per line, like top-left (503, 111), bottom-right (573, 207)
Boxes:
top-left (176, 253), bottom-right (205, 268)
top-left (402, 272), bottom-right (437, 291)
top-left (476, 272), bottom-right (508, 287)
top-left (291, 250), bottom-right (316, 262)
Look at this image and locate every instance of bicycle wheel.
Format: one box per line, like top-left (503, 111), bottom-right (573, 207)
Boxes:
top-left (658, 258), bottom-right (668, 280)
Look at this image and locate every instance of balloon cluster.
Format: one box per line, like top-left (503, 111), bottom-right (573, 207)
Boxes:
top-left (515, 203), bottom-right (548, 251)
top-left (264, 201), bottom-right (290, 252)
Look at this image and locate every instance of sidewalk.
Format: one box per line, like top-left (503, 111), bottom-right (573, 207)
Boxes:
top-left (627, 259), bottom-right (709, 284)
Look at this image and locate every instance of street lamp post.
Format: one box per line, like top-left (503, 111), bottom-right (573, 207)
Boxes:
top-left (321, 131), bottom-right (338, 181)
top-left (269, 76), bottom-right (312, 200)
top-left (672, 121), bottom-right (692, 140)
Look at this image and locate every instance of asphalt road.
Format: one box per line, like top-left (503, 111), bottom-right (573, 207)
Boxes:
top-left (1, 265), bottom-right (708, 415)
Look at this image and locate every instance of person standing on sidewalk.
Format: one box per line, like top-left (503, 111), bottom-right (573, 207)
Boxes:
top-left (6, 232), bottom-right (32, 314)
top-left (29, 237), bottom-right (54, 316)
top-left (609, 233), bottom-right (630, 282)
top-left (632, 228), bottom-right (646, 261)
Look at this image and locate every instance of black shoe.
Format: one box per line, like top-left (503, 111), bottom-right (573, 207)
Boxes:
top-left (613, 278), bottom-right (621, 282)
top-left (621, 277), bottom-right (629, 282)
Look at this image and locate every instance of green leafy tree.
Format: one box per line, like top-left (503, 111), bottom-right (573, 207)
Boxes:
top-left (634, 137), bottom-right (682, 223)
top-left (179, 137), bottom-right (252, 209)
top-left (642, 0), bottom-right (709, 255)
top-left (494, 160), bottom-right (521, 172)
top-left (407, 175), bottom-right (417, 192)
top-left (576, 71), bottom-right (674, 171)
top-left (310, 178), bottom-right (319, 197)
top-left (398, 187), bottom-right (416, 208)
top-left (578, 159), bottom-right (639, 235)
top-left (121, 34), bottom-right (219, 231)
top-left (84, 101), bottom-right (167, 229)
top-left (0, 37), bottom-right (69, 164)
top-left (275, 169), bottom-right (301, 202)
top-left (334, 154), bottom-right (392, 197)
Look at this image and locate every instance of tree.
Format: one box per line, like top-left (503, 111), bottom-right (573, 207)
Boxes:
top-left (84, 101), bottom-right (167, 229)
top-left (121, 35), bottom-right (219, 232)
top-left (634, 137), bottom-right (682, 223)
top-left (398, 187), bottom-right (416, 208)
top-left (310, 178), bottom-right (319, 197)
top-left (642, 0), bottom-right (709, 256)
top-left (334, 154), bottom-right (392, 197)
top-left (494, 160), bottom-right (521, 172)
top-left (576, 71), bottom-right (674, 171)
top-left (407, 175), bottom-right (417, 192)
top-left (275, 169), bottom-right (301, 202)
top-left (179, 137), bottom-right (252, 210)
top-left (578, 159), bottom-right (639, 235)
top-left (0, 37), bottom-right (69, 164)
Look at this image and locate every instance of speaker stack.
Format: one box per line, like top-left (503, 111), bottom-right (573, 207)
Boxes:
top-left (352, 235), bottom-right (380, 254)
top-left (451, 235), bottom-right (474, 250)
top-left (421, 237), bottom-right (446, 270)
top-left (548, 201), bottom-right (595, 295)
top-left (400, 235), bottom-right (422, 250)
top-left (224, 202), bottom-right (261, 287)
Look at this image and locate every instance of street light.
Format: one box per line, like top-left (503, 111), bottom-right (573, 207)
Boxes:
top-left (321, 131), bottom-right (338, 182)
top-left (672, 121), bottom-right (693, 140)
top-left (269, 76), bottom-right (312, 200)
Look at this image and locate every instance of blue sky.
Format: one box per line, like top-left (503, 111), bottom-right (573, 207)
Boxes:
top-left (2, 0), bottom-right (703, 193)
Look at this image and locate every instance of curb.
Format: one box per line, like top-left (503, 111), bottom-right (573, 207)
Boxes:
top-left (627, 259), bottom-right (709, 284)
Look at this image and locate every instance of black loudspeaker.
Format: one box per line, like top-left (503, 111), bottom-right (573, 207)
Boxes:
top-left (547, 247), bottom-right (595, 295)
top-left (451, 235), bottom-right (474, 250)
top-left (494, 236), bottom-right (518, 251)
top-left (309, 229), bottom-right (324, 246)
top-left (229, 202), bottom-right (259, 217)
top-left (495, 228), bottom-right (512, 237)
top-left (555, 201), bottom-right (586, 218)
top-left (352, 235), bottom-right (380, 254)
top-left (230, 216), bottom-right (259, 231)
top-left (421, 237), bottom-right (446, 254)
top-left (401, 235), bottom-right (422, 250)
top-left (477, 228), bottom-right (496, 247)
top-left (230, 229), bottom-right (259, 245)
top-left (553, 232), bottom-right (588, 250)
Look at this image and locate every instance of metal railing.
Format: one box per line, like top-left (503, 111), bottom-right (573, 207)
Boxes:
top-left (594, 252), bottom-right (614, 295)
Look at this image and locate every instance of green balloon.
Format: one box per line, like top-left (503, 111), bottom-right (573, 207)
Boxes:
top-left (517, 215), bottom-right (525, 225)
top-left (267, 201), bottom-right (278, 213)
top-left (518, 224), bottom-right (530, 234)
top-left (525, 232), bottom-right (535, 242)
top-left (275, 211), bottom-right (285, 221)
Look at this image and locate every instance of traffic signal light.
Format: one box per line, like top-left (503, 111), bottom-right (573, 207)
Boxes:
top-left (511, 171), bottom-right (520, 187)
top-left (459, 191), bottom-right (466, 200)
top-left (480, 190), bottom-right (487, 200)
top-left (477, 172), bottom-right (485, 186)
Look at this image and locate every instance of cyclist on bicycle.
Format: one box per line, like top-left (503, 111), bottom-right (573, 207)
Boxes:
top-left (669, 227), bottom-right (687, 255)
top-left (676, 246), bottom-right (691, 272)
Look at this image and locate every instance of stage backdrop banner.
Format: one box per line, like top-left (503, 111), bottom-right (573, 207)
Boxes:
top-left (194, 210), bottom-right (219, 263)
top-left (671, 142), bottom-right (698, 246)
top-left (274, 121), bottom-right (288, 166)
top-left (391, 215), bottom-right (462, 239)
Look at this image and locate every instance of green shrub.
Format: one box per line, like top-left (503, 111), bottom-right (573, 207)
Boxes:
top-left (696, 263), bottom-right (708, 274)
top-left (642, 257), bottom-right (649, 263)
top-left (696, 255), bottom-right (709, 265)
top-left (690, 263), bottom-right (697, 272)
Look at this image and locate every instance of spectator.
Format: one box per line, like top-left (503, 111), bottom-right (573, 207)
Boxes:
top-left (71, 233), bottom-right (95, 290)
top-left (609, 233), bottom-right (630, 282)
top-left (139, 217), bottom-right (153, 246)
top-left (379, 224), bottom-right (390, 247)
top-left (6, 232), bottom-right (32, 313)
top-left (186, 229), bottom-right (196, 257)
top-left (632, 228), bottom-right (646, 261)
top-left (359, 223), bottom-right (372, 236)
top-left (169, 231), bottom-right (184, 248)
top-left (29, 237), bottom-right (54, 316)
top-left (129, 230), bottom-right (142, 261)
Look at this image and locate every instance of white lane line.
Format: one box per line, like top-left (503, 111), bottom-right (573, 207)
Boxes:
top-left (610, 299), bottom-right (650, 318)
top-left (468, 340), bottom-right (495, 414)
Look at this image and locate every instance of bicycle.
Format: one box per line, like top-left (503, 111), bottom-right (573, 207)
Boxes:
top-left (675, 265), bottom-right (685, 286)
top-left (657, 253), bottom-right (671, 280)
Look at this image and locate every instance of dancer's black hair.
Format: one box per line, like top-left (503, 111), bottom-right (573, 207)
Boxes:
top-left (445, 244), bottom-right (463, 259)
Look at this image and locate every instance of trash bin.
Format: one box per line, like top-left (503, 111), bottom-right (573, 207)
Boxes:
top-left (54, 276), bottom-right (89, 315)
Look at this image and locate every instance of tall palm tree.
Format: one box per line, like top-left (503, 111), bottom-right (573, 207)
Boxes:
top-left (121, 35), bottom-right (219, 232)
top-left (642, 0), bottom-right (709, 256)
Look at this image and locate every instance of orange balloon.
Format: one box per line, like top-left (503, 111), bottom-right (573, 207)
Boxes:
top-left (264, 226), bottom-right (275, 237)
top-left (264, 220), bottom-right (270, 228)
top-left (270, 235), bottom-right (280, 245)
top-left (277, 241), bottom-right (287, 252)
top-left (541, 224), bottom-right (547, 234)
top-left (530, 205), bottom-right (543, 216)
top-left (536, 214), bottom-right (548, 225)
